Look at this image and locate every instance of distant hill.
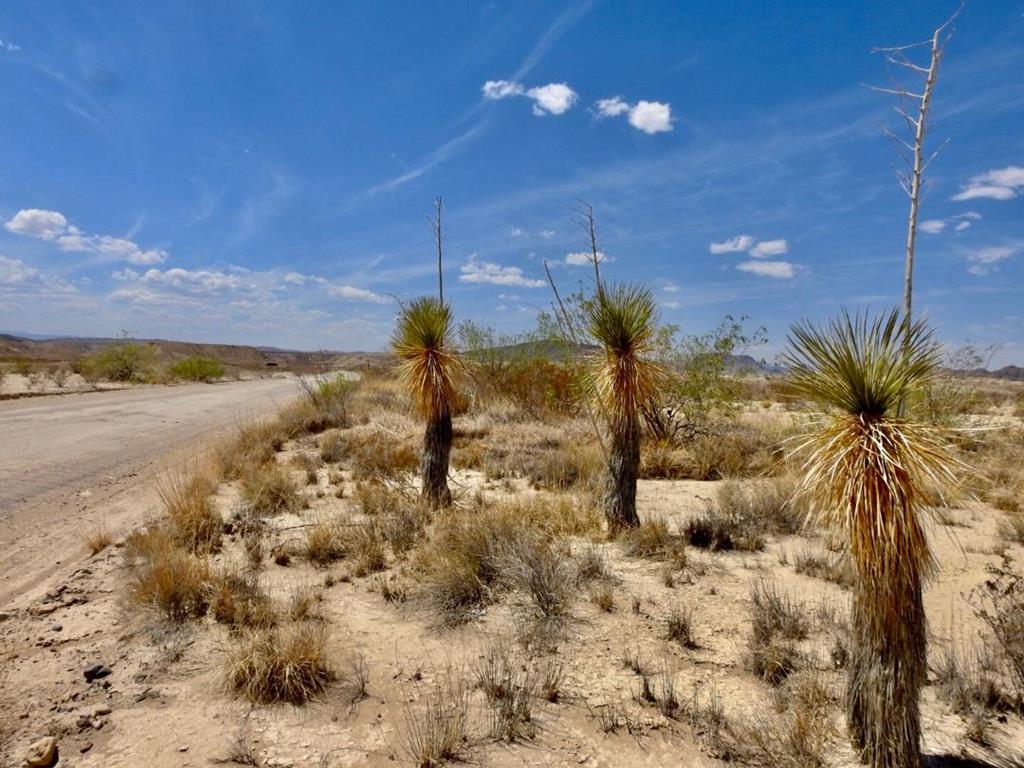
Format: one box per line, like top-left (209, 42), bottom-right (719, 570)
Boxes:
top-left (0, 334), bottom-right (392, 373)
top-left (968, 365), bottom-right (1024, 382)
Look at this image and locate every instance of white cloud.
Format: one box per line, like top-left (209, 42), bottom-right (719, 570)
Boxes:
top-left (919, 219), bottom-right (947, 234)
top-left (749, 239), bottom-right (788, 258)
top-left (662, 281), bottom-right (679, 293)
top-left (628, 100), bottom-right (673, 134)
top-left (326, 284), bottom-right (389, 304)
top-left (0, 255), bottom-right (39, 284)
top-left (482, 80), bottom-right (525, 99)
top-left (737, 260), bottom-right (795, 279)
top-left (539, 229), bottom-right (556, 239)
top-left (283, 271), bottom-right (309, 284)
top-left (965, 244), bottom-right (1020, 275)
top-left (4, 208), bottom-right (168, 264)
top-left (141, 267), bottom-right (244, 291)
top-left (952, 165), bottom-right (1024, 201)
top-left (510, 227), bottom-right (525, 237)
top-left (459, 254), bottom-right (544, 288)
top-left (709, 235), bottom-right (754, 254)
top-left (662, 300), bottom-right (681, 309)
top-left (4, 209), bottom-right (68, 240)
top-left (526, 83), bottom-right (577, 115)
top-left (595, 97), bottom-right (674, 134)
top-left (0, 37), bottom-right (20, 52)
top-left (483, 80), bottom-right (577, 116)
top-left (564, 251), bottom-right (607, 266)
top-left (955, 220), bottom-right (971, 232)
top-left (595, 96), bottom-right (630, 117)
top-left (109, 287), bottom-right (198, 307)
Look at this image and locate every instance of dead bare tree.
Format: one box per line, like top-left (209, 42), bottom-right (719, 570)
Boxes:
top-left (870, 3), bottom-right (962, 333)
top-left (430, 196), bottom-right (444, 304)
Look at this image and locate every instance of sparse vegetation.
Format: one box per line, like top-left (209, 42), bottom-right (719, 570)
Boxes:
top-left (169, 356), bottom-right (225, 382)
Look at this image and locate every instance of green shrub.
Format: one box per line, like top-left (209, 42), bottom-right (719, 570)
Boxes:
top-left (78, 342), bottom-right (157, 382)
top-left (169, 356), bottom-right (224, 382)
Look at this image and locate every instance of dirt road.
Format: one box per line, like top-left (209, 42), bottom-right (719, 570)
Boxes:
top-left (0, 377), bottom-right (300, 605)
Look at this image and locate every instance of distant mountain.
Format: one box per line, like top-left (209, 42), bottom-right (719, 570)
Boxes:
top-left (969, 365), bottom-right (1024, 381)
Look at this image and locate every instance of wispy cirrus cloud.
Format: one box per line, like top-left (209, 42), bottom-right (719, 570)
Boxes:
top-left (708, 234), bottom-right (754, 254)
top-left (952, 165), bottom-right (1024, 201)
top-left (966, 243), bottom-right (1021, 276)
top-left (920, 211), bottom-right (981, 235)
top-left (5, 208), bottom-right (168, 265)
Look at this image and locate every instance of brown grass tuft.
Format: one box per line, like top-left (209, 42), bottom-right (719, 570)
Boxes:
top-left (123, 526), bottom-right (210, 622)
top-left (158, 465), bottom-right (222, 553)
top-left (225, 623), bottom-right (333, 704)
top-left (240, 462), bottom-right (301, 516)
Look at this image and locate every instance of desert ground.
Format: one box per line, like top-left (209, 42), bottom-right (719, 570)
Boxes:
top-left (1, 369), bottom-right (1023, 768)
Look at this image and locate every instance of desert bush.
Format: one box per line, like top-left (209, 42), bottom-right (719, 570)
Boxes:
top-left (590, 583), bottom-right (615, 612)
top-left (158, 466), bottom-right (222, 553)
top-left (749, 579), bottom-right (808, 686)
top-left (210, 570), bottom-right (276, 631)
top-left (344, 430), bottom-right (419, 480)
top-left (27, 370), bottom-right (48, 390)
top-left (971, 556), bottom-right (1024, 700)
top-left (318, 430), bottom-right (345, 463)
top-left (378, 498), bottom-right (429, 557)
top-left (79, 342), bottom-right (156, 382)
top-left (639, 439), bottom-right (691, 479)
top-left (346, 522), bottom-right (388, 577)
top-left (619, 517), bottom-right (687, 565)
top-left (285, 374), bottom-right (354, 435)
top-left (225, 623), bottom-right (333, 704)
top-left (402, 667), bottom-right (470, 767)
top-left (575, 544), bottom-right (615, 583)
top-left (498, 494), bottom-right (602, 538)
top-left (685, 501), bottom-right (766, 552)
top-left (169, 356), bottom-right (224, 382)
top-left (932, 639), bottom-right (1013, 716)
top-left (527, 441), bottom-right (603, 491)
top-left (240, 462), bottom-right (301, 515)
top-left (123, 527), bottom-right (210, 621)
top-left (49, 365), bottom-right (70, 387)
top-left (494, 532), bottom-right (574, 620)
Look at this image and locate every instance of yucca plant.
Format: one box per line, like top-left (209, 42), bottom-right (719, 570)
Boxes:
top-left (585, 283), bottom-right (661, 534)
top-left (392, 297), bottom-right (462, 509)
top-left (783, 309), bottom-right (960, 768)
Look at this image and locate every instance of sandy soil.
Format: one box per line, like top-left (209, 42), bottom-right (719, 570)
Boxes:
top-left (0, 377), bottom-right (299, 604)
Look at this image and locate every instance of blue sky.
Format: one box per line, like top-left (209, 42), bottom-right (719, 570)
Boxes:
top-left (1, 2), bottom-right (1022, 364)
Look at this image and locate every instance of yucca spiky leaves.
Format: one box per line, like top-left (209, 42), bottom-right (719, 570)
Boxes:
top-left (585, 283), bottom-right (661, 421)
top-left (392, 297), bottom-right (462, 419)
top-left (585, 283), bottom-right (662, 533)
top-left (783, 309), bottom-right (962, 767)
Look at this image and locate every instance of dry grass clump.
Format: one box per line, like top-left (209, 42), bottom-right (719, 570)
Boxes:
top-left (291, 453), bottom-right (322, 485)
top-left (575, 544), bottom-right (615, 583)
top-left (590, 582), bottom-right (616, 612)
top-left (158, 466), bottom-right (222, 553)
top-left (304, 518), bottom-right (347, 566)
top-left (84, 526), bottom-right (114, 555)
top-left (666, 603), bottom-right (697, 648)
top-left (716, 477), bottom-right (806, 536)
top-left (240, 462), bottom-right (301, 516)
top-left (729, 672), bottom-right (838, 767)
top-left (964, 428), bottom-right (1024, 514)
top-left (748, 579), bottom-right (808, 686)
top-left (792, 547), bottom-right (856, 589)
top-left (403, 667), bottom-right (470, 767)
top-left (932, 639), bottom-right (1013, 720)
top-left (682, 425), bottom-right (784, 481)
top-left (225, 622), bottom-right (333, 704)
top-left (343, 430), bottom-right (419, 479)
top-left (123, 526), bottom-right (211, 622)
top-left (474, 640), bottom-right (539, 741)
top-left (413, 504), bottom-right (569, 625)
top-left (218, 419), bottom-right (286, 479)
top-left (619, 516), bottom-right (686, 566)
top-left (346, 522), bottom-right (388, 577)
top-left (639, 439), bottom-right (691, 479)
top-left (492, 494), bottom-right (601, 538)
top-left (210, 570), bottom-right (276, 631)
top-left (526, 440), bottom-right (602, 492)
top-left (318, 430), bottom-right (345, 463)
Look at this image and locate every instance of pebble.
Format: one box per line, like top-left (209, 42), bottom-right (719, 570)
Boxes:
top-left (22, 736), bottom-right (59, 767)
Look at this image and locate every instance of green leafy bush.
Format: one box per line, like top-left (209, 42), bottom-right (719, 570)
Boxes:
top-left (169, 356), bottom-right (225, 382)
top-left (77, 342), bottom-right (157, 382)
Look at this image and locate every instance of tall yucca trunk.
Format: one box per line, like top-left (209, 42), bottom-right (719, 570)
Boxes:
top-left (605, 412), bottom-right (640, 534)
top-left (848, 577), bottom-right (926, 768)
top-left (422, 409), bottom-right (453, 509)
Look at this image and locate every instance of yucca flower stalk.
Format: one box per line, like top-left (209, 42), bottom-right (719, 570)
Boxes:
top-left (392, 297), bottom-right (463, 509)
top-left (783, 309), bottom-right (960, 768)
top-left (586, 283), bottom-right (661, 534)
